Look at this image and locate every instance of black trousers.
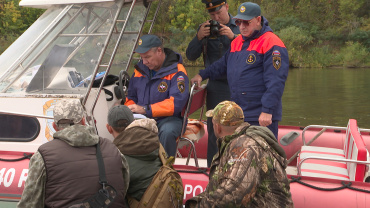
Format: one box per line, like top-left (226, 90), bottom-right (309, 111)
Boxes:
top-left (206, 80), bottom-right (230, 167)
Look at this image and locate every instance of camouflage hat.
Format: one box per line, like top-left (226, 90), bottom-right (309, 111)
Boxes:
top-left (107, 105), bottom-right (134, 128)
top-left (206, 101), bottom-right (244, 126)
top-left (53, 99), bottom-right (84, 125)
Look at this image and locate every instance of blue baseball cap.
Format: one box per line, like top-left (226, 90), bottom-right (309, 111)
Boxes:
top-left (233, 2), bottom-right (261, 21)
top-left (134, 34), bottom-right (162, 53)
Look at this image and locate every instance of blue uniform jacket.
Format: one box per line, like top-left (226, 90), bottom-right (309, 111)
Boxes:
top-left (199, 16), bottom-right (289, 121)
top-left (126, 48), bottom-right (189, 121)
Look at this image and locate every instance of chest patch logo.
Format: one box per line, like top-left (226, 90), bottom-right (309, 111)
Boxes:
top-left (272, 50), bottom-right (281, 70)
top-left (246, 53), bottom-right (256, 64)
top-left (158, 81), bottom-right (168, 92)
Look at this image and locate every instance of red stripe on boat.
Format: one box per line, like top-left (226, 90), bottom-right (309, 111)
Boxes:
top-left (303, 159), bottom-right (347, 168)
top-left (300, 150), bottom-right (345, 157)
top-left (301, 169), bottom-right (350, 179)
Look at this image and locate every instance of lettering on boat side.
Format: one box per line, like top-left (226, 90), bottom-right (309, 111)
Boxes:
top-left (184, 184), bottom-right (204, 199)
top-left (0, 168), bottom-right (28, 188)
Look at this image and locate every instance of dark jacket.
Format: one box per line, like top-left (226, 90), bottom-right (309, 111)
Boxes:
top-left (199, 16), bottom-right (289, 122)
top-left (39, 125), bottom-right (126, 208)
top-left (113, 118), bottom-right (162, 201)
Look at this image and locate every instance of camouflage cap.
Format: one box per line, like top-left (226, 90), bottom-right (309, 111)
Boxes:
top-left (206, 101), bottom-right (244, 126)
top-left (53, 99), bottom-right (84, 125)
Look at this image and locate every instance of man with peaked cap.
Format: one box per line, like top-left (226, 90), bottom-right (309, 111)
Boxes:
top-left (125, 34), bottom-right (189, 157)
top-left (185, 101), bottom-right (294, 208)
top-left (186, 0), bottom-right (240, 168)
top-left (18, 99), bottom-right (129, 208)
top-left (106, 105), bottom-right (162, 203)
top-left (191, 2), bottom-right (289, 140)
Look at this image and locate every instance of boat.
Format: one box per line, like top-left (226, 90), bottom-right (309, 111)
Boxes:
top-left (1, 0), bottom-right (370, 207)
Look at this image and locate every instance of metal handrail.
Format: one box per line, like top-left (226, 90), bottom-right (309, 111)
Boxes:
top-left (0, 110), bottom-right (53, 120)
top-left (301, 124), bottom-right (370, 146)
top-left (297, 156), bottom-right (370, 176)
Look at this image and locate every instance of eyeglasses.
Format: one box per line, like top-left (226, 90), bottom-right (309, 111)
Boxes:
top-left (235, 19), bottom-right (253, 27)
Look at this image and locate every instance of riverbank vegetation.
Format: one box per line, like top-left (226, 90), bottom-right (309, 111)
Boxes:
top-left (1, 0), bottom-right (369, 68)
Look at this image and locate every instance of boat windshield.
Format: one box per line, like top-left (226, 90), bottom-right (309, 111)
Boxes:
top-left (0, 0), bottom-right (145, 94)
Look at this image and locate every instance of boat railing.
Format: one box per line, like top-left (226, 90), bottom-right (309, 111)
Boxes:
top-left (301, 125), bottom-right (370, 146)
top-left (0, 110), bottom-right (53, 120)
top-left (297, 156), bottom-right (370, 177)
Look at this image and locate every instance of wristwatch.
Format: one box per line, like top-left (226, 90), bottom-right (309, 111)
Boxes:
top-left (142, 105), bottom-right (150, 113)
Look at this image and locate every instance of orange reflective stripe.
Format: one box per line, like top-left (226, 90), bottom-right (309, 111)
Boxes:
top-left (125, 99), bottom-right (136, 106)
top-left (177, 64), bottom-right (187, 75)
top-left (161, 64), bottom-right (187, 80)
top-left (151, 97), bottom-right (175, 117)
top-left (230, 35), bottom-right (244, 52)
top-left (247, 32), bottom-right (286, 53)
top-left (133, 69), bottom-right (144, 77)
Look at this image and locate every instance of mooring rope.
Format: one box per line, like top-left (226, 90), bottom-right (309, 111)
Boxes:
top-left (290, 176), bottom-right (370, 193)
top-left (0, 153), bottom-right (33, 162)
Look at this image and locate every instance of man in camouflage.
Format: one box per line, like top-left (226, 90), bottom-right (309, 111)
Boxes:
top-left (18, 99), bottom-right (130, 208)
top-left (185, 101), bottom-right (294, 208)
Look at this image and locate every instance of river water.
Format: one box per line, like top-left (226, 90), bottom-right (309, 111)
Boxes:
top-left (185, 67), bottom-right (370, 129)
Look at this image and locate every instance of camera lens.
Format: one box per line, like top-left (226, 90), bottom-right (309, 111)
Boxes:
top-left (209, 20), bottom-right (220, 37)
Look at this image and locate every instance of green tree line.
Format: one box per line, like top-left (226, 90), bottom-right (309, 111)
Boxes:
top-left (1, 0), bottom-right (369, 68)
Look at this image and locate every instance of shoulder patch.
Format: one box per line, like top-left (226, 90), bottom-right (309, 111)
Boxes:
top-left (272, 50), bottom-right (281, 70)
top-left (178, 81), bottom-right (185, 93)
top-left (158, 81), bottom-right (168, 92)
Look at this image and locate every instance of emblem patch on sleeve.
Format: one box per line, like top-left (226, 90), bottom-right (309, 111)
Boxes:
top-left (246, 53), bottom-right (256, 64)
top-left (178, 81), bottom-right (185, 93)
top-left (158, 81), bottom-right (168, 92)
top-left (272, 50), bottom-right (281, 70)
top-left (177, 76), bottom-right (185, 93)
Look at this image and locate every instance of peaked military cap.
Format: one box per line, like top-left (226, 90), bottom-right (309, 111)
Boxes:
top-left (202, 0), bottom-right (227, 12)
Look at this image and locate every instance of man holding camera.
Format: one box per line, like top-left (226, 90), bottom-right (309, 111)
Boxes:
top-left (186, 0), bottom-right (239, 167)
top-left (191, 2), bottom-right (289, 140)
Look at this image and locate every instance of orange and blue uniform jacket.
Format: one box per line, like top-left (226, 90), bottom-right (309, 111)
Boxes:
top-left (125, 48), bottom-right (189, 121)
top-left (199, 16), bottom-right (289, 122)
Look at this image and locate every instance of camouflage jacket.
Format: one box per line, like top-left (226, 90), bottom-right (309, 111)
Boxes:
top-left (186, 123), bottom-right (294, 208)
top-left (17, 125), bottom-right (129, 208)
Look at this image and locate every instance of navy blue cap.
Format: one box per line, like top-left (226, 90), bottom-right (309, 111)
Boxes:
top-left (202, 0), bottom-right (226, 13)
top-left (233, 2), bottom-right (261, 21)
top-left (134, 34), bottom-right (162, 53)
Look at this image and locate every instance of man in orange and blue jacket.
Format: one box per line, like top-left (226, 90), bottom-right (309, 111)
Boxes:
top-left (191, 2), bottom-right (289, 139)
top-left (125, 34), bottom-right (189, 156)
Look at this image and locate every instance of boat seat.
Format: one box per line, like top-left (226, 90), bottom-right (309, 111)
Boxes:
top-left (298, 119), bottom-right (369, 181)
top-left (176, 83), bottom-right (207, 168)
